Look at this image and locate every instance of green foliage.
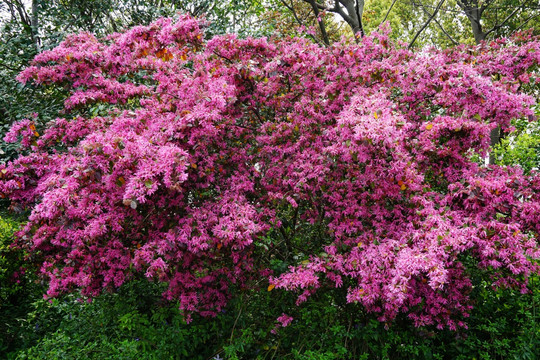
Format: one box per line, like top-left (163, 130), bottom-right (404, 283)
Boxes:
top-left (0, 18), bottom-right (67, 161)
top-left (1, 2), bottom-right (540, 359)
top-left (363, 0), bottom-right (539, 47)
top-left (10, 280), bottom-right (230, 359)
top-left (3, 262), bottom-right (540, 359)
top-left (0, 213), bottom-right (37, 356)
top-left (0, 214), bottom-right (23, 302)
top-left (494, 117), bottom-right (540, 174)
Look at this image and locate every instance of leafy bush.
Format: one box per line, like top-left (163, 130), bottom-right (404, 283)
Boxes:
top-left (494, 116), bottom-right (540, 174)
top-left (0, 215), bottom-right (23, 300)
top-left (7, 272), bottom-right (539, 359)
top-left (0, 213), bottom-right (33, 355)
top-left (2, 13), bottom-right (540, 359)
top-left (10, 280), bottom-right (227, 359)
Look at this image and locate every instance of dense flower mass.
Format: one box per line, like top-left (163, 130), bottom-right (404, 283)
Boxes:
top-left (2, 15), bottom-right (540, 328)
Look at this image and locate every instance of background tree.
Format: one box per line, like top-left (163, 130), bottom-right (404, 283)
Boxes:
top-left (404, 0), bottom-right (540, 47)
top-left (293, 0), bottom-right (366, 40)
top-left (281, 0), bottom-right (540, 47)
top-left (456, 0), bottom-right (540, 43)
top-left (260, 0), bottom-right (348, 45)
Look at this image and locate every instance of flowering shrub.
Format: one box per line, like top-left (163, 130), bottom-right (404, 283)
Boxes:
top-left (2, 14), bottom-right (540, 329)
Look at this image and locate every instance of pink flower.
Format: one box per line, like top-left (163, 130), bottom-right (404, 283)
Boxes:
top-left (271, 313), bottom-right (294, 334)
top-left (3, 13), bottom-right (540, 330)
top-left (277, 313), bottom-right (293, 327)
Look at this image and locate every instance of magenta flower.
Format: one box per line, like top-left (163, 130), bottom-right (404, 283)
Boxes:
top-left (2, 14), bottom-right (540, 329)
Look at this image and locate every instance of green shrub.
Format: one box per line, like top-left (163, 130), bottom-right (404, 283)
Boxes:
top-left (494, 117), bottom-right (540, 174)
top-left (0, 213), bottom-right (35, 356)
top-left (5, 274), bottom-right (540, 359)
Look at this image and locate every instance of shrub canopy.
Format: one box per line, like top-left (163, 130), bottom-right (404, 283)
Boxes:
top-left (2, 15), bottom-right (540, 328)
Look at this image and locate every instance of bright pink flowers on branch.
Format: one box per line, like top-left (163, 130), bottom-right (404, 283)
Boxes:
top-left (2, 15), bottom-right (540, 328)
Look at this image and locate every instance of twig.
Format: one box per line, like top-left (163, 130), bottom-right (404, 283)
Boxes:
top-left (409, 0), bottom-right (446, 49)
top-left (381, 0), bottom-right (398, 25)
top-left (308, 0), bottom-right (330, 45)
top-left (417, 1), bottom-right (458, 45)
top-left (485, 0), bottom-right (530, 37)
top-left (281, 0), bottom-right (325, 46)
top-left (229, 294), bottom-right (244, 343)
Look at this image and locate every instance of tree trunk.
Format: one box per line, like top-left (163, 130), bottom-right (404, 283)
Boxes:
top-left (340, 0), bottom-right (364, 37)
top-left (457, 0), bottom-right (486, 43)
top-left (31, 0), bottom-right (40, 51)
top-left (301, 0), bottom-right (365, 39)
top-left (466, 10), bottom-right (486, 43)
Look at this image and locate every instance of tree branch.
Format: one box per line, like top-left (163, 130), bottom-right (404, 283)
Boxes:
top-left (308, 0), bottom-right (330, 45)
top-left (416, 1), bottom-right (458, 45)
top-left (12, 0), bottom-right (30, 26)
top-left (484, 0), bottom-right (530, 37)
top-left (457, 0), bottom-right (481, 26)
top-left (511, 12), bottom-right (540, 35)
top-left (409, 0), bottom-right (446, 49)
top-left (381, 0), bottom-right (398, 25)
top-left (355, 0), bottom-right (365, 37)
top-left (282, 0), bottom-right (326, 46)
top-left (0, 61), bottom-right (22, 72)
top-left (331, 0), bottom-right (355, 28)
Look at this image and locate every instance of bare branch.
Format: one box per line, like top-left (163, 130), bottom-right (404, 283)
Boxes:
top-left (0, 60), bottom-right (22, 72)
top-left (416, 1), bottom-right (458, 45)
top-left (331, 0), bottom-right (355, 26)
top-left (354, 0), bottom-right (365, 37)
top-left (457, 0), bottom-right (482, 27)
top-left (484, 0), bottom-right (532, 37)
top-left (511, 12), bottom-right (540, 35)
top-left (8, 0), bottom-right (30, 26)
top-left (307, 0), bottom-right (330, 45)
top-left (409, 0), bottom-right (446, 49)
top-left (381, 0), bottom-right (398, 25)
top-left (281, 0), bottom-right (326, 46)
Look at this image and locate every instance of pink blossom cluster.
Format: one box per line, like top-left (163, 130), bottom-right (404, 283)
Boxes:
top-left (2, 15), bottom-right (540, 328)
top-left (271, 313), bottom-right (294, 334)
